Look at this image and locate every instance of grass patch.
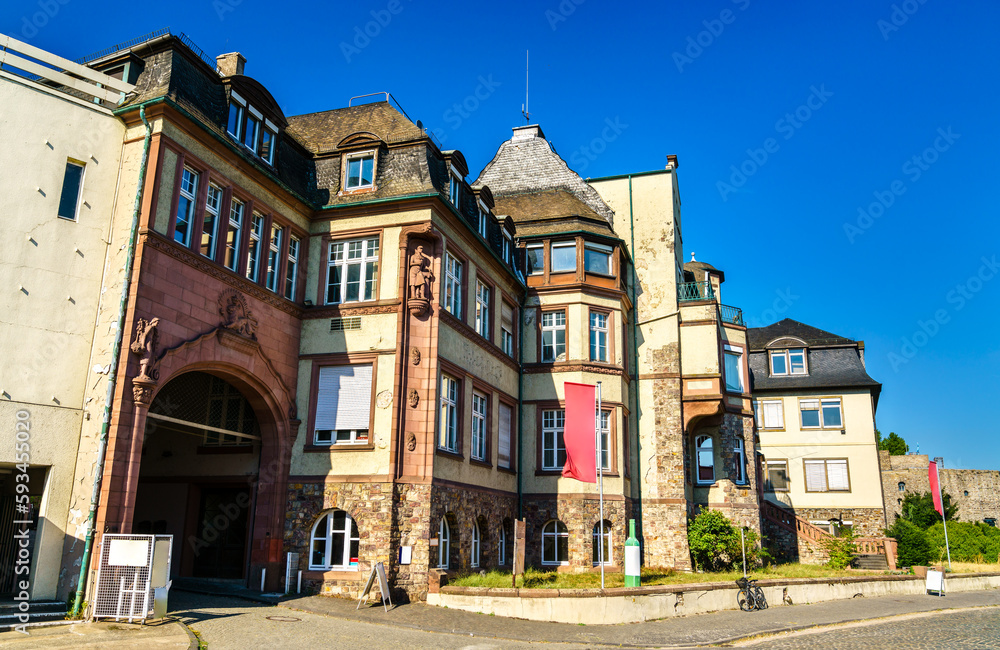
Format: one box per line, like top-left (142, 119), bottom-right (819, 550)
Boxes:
top-left (944, 561), bottom-right (1000, 573)
top-left (449, 563), bottom-right (890, 589)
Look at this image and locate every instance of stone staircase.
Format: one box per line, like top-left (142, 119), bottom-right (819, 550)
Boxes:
top-left (855, 554), bottom-right (889, 570)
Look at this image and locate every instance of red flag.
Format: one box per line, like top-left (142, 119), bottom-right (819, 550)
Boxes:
top-left (929, 461), bottom-right (943, 516)
top-left (562, 382), bottom-right (596, 483)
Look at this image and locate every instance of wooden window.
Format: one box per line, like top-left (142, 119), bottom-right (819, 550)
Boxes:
top-left (439, 374), bottom-right (459, 453)
top-left (501, 302), bottom-right (515, 357)
top-left (770, 348), bottom-right (807, 376)
top-left (541, 310), bottom-right (567, 362)
top-left (327, 237), bottom-right (379, 304)
top-left (475, 280), bottom-right (490, 339)
top-left (498, 402), bottom-right (513, 469)
top-left (471, 391), bottom-right (488, 462)
top-left (550, 241), bottom-right (576, 272)
top-left (284, 235), bottom-right (300, 300)
top-left (753, 399), bottom-right (784, 429)
top-left (724, 345), bottom-right (744, 393)
top-left (592, 521), bottom-right (612, 566)
top-left (541, 409), bottom-right (566, 470)
top-left (734, 438), bottom-right (747, 484)
top-left (443, 252), bottom-right (463, 317)
top-left (265, 223), bottom-right (283, 292)
top-left (765, 460), bottom-right (789, 492)
top-left (695, 435), bottom-right (714, 484)
top-left (174, 167), bottom-right (199, 246)
top-left (246, 212), bottom-right (264, 282)
top-left (201, 183), bottom-right (222, 258)
top-left (804, 459), bottom-right (850, 492)
top-left (224, 198), bottom-right (244, 271)
top-left (437, 517), bottom-right (451, 569)
top-left (800, 398), bottom-right (842, 429)
top-left (310, 509), bottom-right (360, 570)
top-left (590, 311), bottom-right (609, 362)
top-left (345, 152), bottom-right (375, 190)
top-left (471, 521), bottom-right (481, 568)
top-left (541, 520), bottom-right (568, 565)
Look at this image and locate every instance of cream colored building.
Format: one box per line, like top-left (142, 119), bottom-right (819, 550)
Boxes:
top-left (749, 319), bottom-right (886, 537)
top-left (0, 34), bottom-right (133, 599)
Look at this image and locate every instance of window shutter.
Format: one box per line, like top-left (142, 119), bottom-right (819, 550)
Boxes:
top-left (763, 401), bottom-right (784, 428)
top-left (804, 460), bottom-right (827, 491)
top-left (315, 364), bottom-right (373, 432)
top-left (498, 403), bottom-right (512, 468)
top-left (501, 302), bottom-right (513, 329)
top-left (827, 460), bottom-right (849, 491)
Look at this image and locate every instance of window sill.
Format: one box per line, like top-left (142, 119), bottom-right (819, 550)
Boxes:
top-left (535, 468), bottom-right (564, 476)
top-left (469, 458), bottom-right (492, 470)
top-left (304, 443), bottom-right (374, 452)
top-left (341, 185), bottom-right (375, 196)
top-left (497, 465), bottom-right (517, 476)
top-left (435, 448), bottom-right (463, 461)
top-left (197, 445), bottom-right (255, 454)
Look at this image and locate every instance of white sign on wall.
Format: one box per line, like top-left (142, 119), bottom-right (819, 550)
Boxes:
top-left (107, 539), bottom-right (150, 567)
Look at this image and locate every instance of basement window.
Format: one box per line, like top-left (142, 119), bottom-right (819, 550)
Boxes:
top-left (57, 160), bottom-right (86, 221)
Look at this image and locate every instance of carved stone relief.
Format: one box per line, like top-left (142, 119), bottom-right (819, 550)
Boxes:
top-left (129, 317), bottom-right (160, 382)
top-left (218, 289), bottom-right (259, 339)
top-left (406, 432), bottom-right (417, 451)
top-left (408, 389), bottom-right (419, 408)
top-left (410, 346), bottom-right (421, 365)
top-left (376, 390), bottom-right (393, 408)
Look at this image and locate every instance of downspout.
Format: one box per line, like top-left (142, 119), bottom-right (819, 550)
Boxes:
top-left (627, 176), bottom-right (643, 548)
top-left (517, 291), bottom-right (525, 521)
top-left (72, 104), bottom-right (152, 618)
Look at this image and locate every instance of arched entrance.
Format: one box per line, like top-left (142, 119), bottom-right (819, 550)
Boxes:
top-left (133, 371), bottom-right (263, 581)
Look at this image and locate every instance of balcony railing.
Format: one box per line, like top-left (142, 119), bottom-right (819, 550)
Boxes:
top-left (678, 281), bottom-right (715, 302)
top-left (720, 304), bottom-right (744, 327)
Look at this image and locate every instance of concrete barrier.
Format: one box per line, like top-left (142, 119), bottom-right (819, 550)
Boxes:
top-left (427, 572), bottom-right (1000, 624)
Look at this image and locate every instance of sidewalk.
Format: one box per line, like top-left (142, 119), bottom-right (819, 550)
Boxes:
top-left (0, 619), bottom-right (193, 649)
top-left (280, 588), bottom-right (1000, 647)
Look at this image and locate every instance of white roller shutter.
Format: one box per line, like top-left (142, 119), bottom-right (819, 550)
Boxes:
top-left (763, 401), bottom-right (784, 428)
top-left (498, 403), bottom-right (512, 468)
top-left (805, 460), bottom-right (827, 492)
top-left (827, 460), bottom-right (850, 491)
top-left (315, 364), bottom-right (373, 432)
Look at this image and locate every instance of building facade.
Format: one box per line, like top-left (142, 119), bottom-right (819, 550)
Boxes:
top-left (748, 319), bottom-right (886, 538)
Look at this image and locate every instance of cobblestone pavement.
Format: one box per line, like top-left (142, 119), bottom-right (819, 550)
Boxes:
top-left (741, 607), bottom-right (1000, 648)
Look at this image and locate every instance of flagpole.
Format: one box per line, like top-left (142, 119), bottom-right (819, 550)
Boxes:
top-left (935, 463), bottom-right (952, 570)
top-left (597, 381), bottom-right (605, 590)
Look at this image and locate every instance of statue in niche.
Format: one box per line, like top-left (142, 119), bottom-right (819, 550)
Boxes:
top-left (407, 245), bottom-right (434, 300)
top-left (130, 317), bottom-right (160, 381)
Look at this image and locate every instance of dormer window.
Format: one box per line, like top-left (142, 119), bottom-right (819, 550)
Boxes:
top-left (526, 243), bottom-right (544, 275)
top-left (477, 202), bottom-right (489, 238)
top-left (584, 242), bottom-right (612, 275)
top-left (227, 94), bottom-right (245, 139)
top-left (227, 91), bottom-right (278, 165)
top-left (502, 230), bottom-right (512, 263)
top-left (449, 171), bottom-right (462, 206)
top-left (770, 348), bottom-right (807, 376)
top-left (345, 152), bottom-right (375, 190)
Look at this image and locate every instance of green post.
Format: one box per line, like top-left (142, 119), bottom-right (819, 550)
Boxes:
top-left (624, 519), bottom-right (640, 587)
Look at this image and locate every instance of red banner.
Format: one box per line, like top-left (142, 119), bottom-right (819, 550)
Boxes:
top-left (929, 461), bottom-right (943, 516)
top-left (562, 382), bottom-right (596, 483)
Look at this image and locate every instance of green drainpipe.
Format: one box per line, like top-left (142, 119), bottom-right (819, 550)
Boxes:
top-left (71, 103), bottom-right (152, 618)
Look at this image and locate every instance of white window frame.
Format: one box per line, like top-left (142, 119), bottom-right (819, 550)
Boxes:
top-left (449, 171), bottom-right (461, 206)
top-left (246, 212), bottom-right (264, 282)
top-left (724, 344), bottom-right (745, 393)
top-left (541, 520), bottom-right (568, 566)
top-left (57, 159), bottom-right (86, 221)
top-left (754, 399), bottom-right (785, 430)
top-left (800, 397), bottom-right (843, 429)
top-left (592, 521), bottom-right (612, 566)
top-left (805, 459), bottom-right (850, 493)
top-left (284, 235), bottom-right (300, 300)
top-left (243, 109), bottom-right (260, 151)
top-left (550, 241), bottom-right (576, 273)
top-left (265, 223), bottom-right (283, 292)
top-left (227, 93), bottom-right (245, 140)
top-left (598, 410), bottom-right (611, 471)
top-left (443, 252), bottom-right (462, 316)
top-left (224, 198), bottom-right (244, 271)
top-left (770, 348), bottom-right (807, 376)
top-left (541, 409), bottom-right (566, 470)
top-left (475, 280), bottom-right (490, 339)
top-left (174, 167), bottom-right (199, 246)
top-left (471, 391), bottom-right (487, 462)
top-left (471, 521), bottom-right (481, 568)
top-left (309, 509), bottom-right (360, 571)
top-left (765, 459), bottom-right (789, 492)
top-left (313, 363), bottom-right (373, 446)
top-left (501, 302), bottom-right (515, 357)
top-left (477, 202), bottom-right (489, 238)
top-left (439, 374), bottom-right (459, 453)
top-left (345, 151), bottom-right (375, 190)
top-left (260, 120), bottom-right (278, 165)
top-left (438, 517), bottom-right (451, 569)
top-left (584, 242), bottom-right (613, 275)
top-left (695, 434), bottom-right (714, 485)
top-left (327, 237), bottom-right (380, 305)
top-left (201, 183), bottom-right (222, 259)
top-left (526, 243), bottom-right (544, 275)
top-left (498, 524), bottom-right (507, 565)
top-left (590, 311), bottom-right (609, 362)
top-left (541, 311), bottom-right (567, 362)
top-left (502, 230), bottom-right (512, 263)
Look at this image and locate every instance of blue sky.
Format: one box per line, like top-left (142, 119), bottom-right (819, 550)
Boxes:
top-left (7, 0), bottom-right (998, 470)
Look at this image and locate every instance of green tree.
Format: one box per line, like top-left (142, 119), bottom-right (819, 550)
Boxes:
top-left (875, 429), bottom-right (909, 455)
top-left (900, 491), bottom-right (958, 529)
top-left (887, 518), bottom-right (932, 567)
top-left (687, 509), bottom-right (761, 572)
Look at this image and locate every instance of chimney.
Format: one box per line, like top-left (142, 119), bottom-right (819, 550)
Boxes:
top-left (667, 154), bottom-right (679, 169)
top-left (216, 52), bottom-right (246, 77)
top-left (512, 124), bottom-right (545, 141)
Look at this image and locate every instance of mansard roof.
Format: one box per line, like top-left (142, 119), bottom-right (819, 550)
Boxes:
top-left (286, 102), bottom-right (425, 154)
top-left (747, 319), bottom-right (854, 350)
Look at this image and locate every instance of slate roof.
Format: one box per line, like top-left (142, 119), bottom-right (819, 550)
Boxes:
top-left (285, 102), bottom-right (425, 154)
top-left (684, 260), bottom-right (725, 283)
top-left (747, 319), bottom-right (854, 350)
top-left (747, 319), bottom-right (880, 396)
top-left (475, 126), bottom-right (615, 225)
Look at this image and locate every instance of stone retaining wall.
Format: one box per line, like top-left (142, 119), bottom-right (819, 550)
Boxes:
top-left (429, 572), bottom-right (1000, 624)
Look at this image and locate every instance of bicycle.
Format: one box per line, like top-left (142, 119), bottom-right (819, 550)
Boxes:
top-left (736, 577), bottom-right (768, 611)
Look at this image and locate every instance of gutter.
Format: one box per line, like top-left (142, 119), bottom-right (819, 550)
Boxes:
top-left (71, 102), bottom-right (152, 618)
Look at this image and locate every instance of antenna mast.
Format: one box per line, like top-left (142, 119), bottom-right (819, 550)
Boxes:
top-left (521, 50), bottom-right (530, 124)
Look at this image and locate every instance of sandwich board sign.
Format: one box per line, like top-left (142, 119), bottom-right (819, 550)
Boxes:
top-left (926, 569), bottom-right (945, 596)
top-left (357, 561), bottom-right (392, 612)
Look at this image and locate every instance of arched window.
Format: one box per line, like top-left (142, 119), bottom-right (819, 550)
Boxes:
top-left (498, 522), bottom-right (508, 566)
top-left (592, 520), bottom-right (612, 566)
top-left (696, 435), bottom-right (714, 484)
top-left (310, 509), bottom-right (360, 570)
top-left (898, 481), bottom-right (905, 492)
top-left (471, 520), bottom-right (481, 568)
top-left (438, 516), bottom-right (451, 569)
top-left (541, 520), bottom-right (568, 566)
top-left (733, 438), bottom-right (747, 484)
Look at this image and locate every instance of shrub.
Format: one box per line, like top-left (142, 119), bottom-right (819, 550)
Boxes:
top-left (887, 518), bottom-right (931, 567)
top-left (925, 521), bottom-right (1000, 564)
top-left (823, 529), bottom-right (857, 569)
top-left (687, 509), bottom-right (760, 572)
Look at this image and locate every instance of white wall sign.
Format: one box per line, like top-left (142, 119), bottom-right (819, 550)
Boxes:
top-left (107, 539), bottom-right (149, 567)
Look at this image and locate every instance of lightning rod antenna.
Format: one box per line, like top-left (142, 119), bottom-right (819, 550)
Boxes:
top-left (521, 50), bottom-right (530, 124)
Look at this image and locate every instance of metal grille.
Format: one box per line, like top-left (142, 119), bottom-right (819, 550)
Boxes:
top-left (93, 534), bottom-right (171, 622)
top-left (285, 552), bottom-right (300, 594)
top-left (148, 371), bottom-right (259, 446)
top-left (330, 317), bottom-right (362, 332)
